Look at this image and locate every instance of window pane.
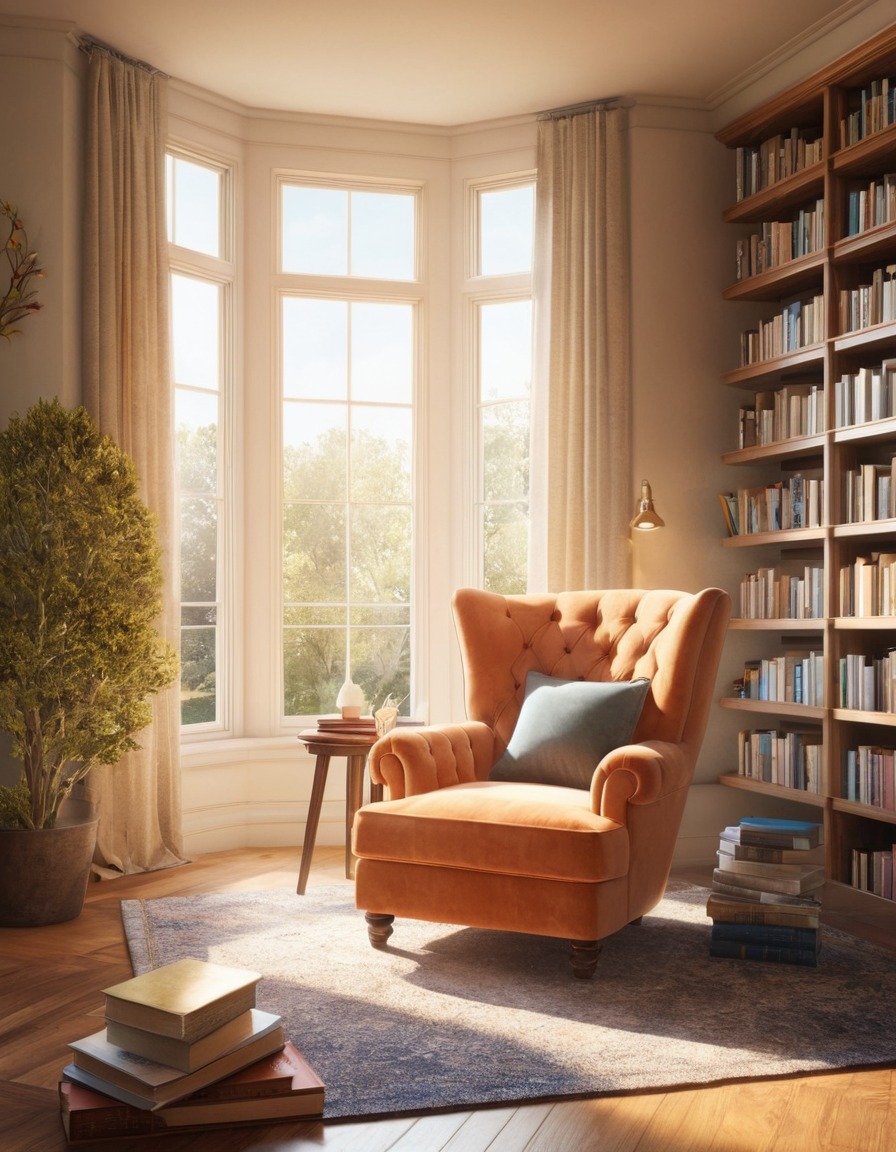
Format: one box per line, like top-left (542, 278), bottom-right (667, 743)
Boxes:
top-left (180, 497), bottom-right (218, 602)
top-left (350, 622), bottom-right (410, 714)
top-left (176, 392), bottom-right (218, 493)
top-left (172, 275), bottom-right (220, 389)
top-left (483, 503), bottom-right (528, 594)
top-left (282, 503), bottom-right (346, 603)
top-left (351, 302), bottom-right (413, 404)
top-left (351, 407), bottom-right (412, 503)
top-left (282, 185), bottom-right (348, 275)
top-left (283, 297), bottom-right (347, 400)
top-left (181, 625), bottom-right (217, 724)
top-left (350, 504), bottom-right (411, 604)
top-left (168, 156), bottom-right (220, 257)
top-left (284, 627), bottom-right (346, 716)
top-left (283, 403), bottom-right (346, 501)
top-left (482, 399), bottom-right (529, 502)
top-left (480, 184), bottom-right (534, 275)
top-left (480, 300), bottom-right (532, 401)
top-left (351, 192), bottom-right (415, 280)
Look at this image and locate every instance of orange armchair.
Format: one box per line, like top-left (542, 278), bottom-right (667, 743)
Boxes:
top-left (352, 587), bottom-right (730, 977)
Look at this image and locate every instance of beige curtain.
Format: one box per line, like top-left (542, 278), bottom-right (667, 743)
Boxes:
top-left (529, 105), bottom-right (632, 592)
top-left (82, 45), bottom-right (184, 875)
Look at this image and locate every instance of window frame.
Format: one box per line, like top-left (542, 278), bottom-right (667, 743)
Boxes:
top-left (274, 172), bottom-right (425, 727)
top-left (465, 172), bottom-right (536, 593)
top-left (167, 146), bottom-right (238, 740)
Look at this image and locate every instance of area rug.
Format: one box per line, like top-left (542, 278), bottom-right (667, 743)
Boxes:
top-left (120, 883), bottom-right (896, 1120)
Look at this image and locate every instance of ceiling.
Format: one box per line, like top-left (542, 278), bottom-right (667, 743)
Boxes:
top-left (11, 0), bottom-right (872, 126)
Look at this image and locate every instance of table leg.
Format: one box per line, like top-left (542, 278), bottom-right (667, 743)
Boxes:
top-left (345, 753), bottom-right (367, 880)
top-left (297, 752), bottom-right (330, 895)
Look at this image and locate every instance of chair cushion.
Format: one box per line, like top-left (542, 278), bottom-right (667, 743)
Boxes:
top-left (488, 673), bottom-right (650, 789)
top-left (353, 781), bottom-right (629, 883)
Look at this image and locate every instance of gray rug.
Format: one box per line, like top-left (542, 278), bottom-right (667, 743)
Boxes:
top-left (120, 883), bottom-right (896, 1120)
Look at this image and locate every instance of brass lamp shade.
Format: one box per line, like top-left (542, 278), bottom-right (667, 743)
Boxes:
top-left (630, 479), bottom-right (665, 531)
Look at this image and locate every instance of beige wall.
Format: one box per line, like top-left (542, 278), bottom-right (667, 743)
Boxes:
top-left (0, 19), bottom-right (82, 424)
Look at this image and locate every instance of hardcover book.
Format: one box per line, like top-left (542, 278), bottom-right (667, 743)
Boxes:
top-left (59, 1043), bottom-right (325, 1141)
top-left (706, 892), bottom-right (820, 928)
top-left (738, 816), bottom-right (823, 850)
top-left (105, 1008), bottom-right (279, 1075)
top-left (67, 1012), bottom-right (284, 1110)
top-left (102, 958), bottom-right (261, 1043)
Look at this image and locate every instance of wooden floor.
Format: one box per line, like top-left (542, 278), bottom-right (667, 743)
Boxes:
top-left (2, 846), bottom-right (894, 1152)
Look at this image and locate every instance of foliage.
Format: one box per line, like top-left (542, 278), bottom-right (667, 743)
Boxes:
top-left (0, 400), bottom-right (179, 829)
top-left (1, 202), bottom-right (44, 342)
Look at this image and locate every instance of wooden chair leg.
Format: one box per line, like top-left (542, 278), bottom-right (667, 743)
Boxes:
top-left (365, 912), bottom-right (395, 949)
top-left (569, 939), bottom-right (602, 979)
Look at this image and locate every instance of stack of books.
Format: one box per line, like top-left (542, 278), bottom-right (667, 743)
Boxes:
top-left (59, 958), bottom-right (324, 1142)
top-left (706, 816), bottom-right (825, 967)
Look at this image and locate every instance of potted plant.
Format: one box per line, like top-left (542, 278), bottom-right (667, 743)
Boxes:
top-left (0, 399), bottom-right (178, 925)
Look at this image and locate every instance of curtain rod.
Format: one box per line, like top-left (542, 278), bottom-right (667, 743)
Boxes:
top-left (537, 95), bottom-right (632, 120)
top-left (78, 35), bottom-right (167, 78)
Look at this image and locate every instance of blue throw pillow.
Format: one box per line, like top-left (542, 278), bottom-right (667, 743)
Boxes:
top-left (488, 672), bottom-right (651, 790)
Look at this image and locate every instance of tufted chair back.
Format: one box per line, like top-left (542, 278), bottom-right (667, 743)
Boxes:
top-left (453, 586), bottom-right (726, 763)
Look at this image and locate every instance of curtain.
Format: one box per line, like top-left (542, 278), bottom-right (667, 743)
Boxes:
top-left (82, 46), bottom-right (184, 875)
top-left (529, 105), bottom-right (632, 592)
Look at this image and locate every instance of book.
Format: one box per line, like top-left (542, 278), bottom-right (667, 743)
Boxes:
top-left (67, 1012), bottom-right (285, 1110)
top-left (105, 1008), bottom-right (279, 1074)
top-left (59, 1043), bottom-right (325, 1141)
top-left (710, 921), bottom-right (819, 950)
top-left (708, 938), bottom-right (819, 966)
top-left (729, 840), bottom-right (825, 865)
top-left (738, 816), bottom-right (823, 850)
top-left (711, 875), bottom-right (822, 905)
top-left (706, 892), bottom-right (820, 929)
top-left (715, 856), bottom-right (825, 893)
top-left (102, 958), bottom-right (261, 1043)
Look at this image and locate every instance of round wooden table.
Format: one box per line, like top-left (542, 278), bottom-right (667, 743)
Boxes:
top-left (296, 729), bottom-right (383, 894)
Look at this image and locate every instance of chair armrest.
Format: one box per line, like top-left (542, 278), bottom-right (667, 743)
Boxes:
top-left (368, 722), bottom-right (497, 799)
top-left (590, 740), bottom-right (691, 823)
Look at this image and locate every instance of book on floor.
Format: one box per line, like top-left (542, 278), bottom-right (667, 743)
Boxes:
top-left (708, 937), bottom-right (819, 966)
top-left (738, 816), bottom-right (824, 850)
top-left (66, 1011), bottom-right (285, 1110)
top-left (713, 859), bottom-right (825, 894)
top-left (105, 1007), bottom-right (278, 1074)
top-left (59, 1042), bottom-right (325, 1141)
top-left (102, 958), bottom-right (261, 1043)
top-left (705, 891), bottom-right (821, 929)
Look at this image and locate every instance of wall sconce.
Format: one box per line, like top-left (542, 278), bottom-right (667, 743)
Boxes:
top-left (630, 479), bottom-right (665, 532)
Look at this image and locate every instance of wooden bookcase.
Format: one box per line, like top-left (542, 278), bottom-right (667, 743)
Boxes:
top-left (716, 23), bottom-right (896, 936)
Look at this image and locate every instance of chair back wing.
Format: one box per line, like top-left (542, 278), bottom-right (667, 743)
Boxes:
top-left (452, 587), bottom-right (731, 760)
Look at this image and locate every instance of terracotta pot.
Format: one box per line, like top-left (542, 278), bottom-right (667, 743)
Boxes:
top-left (0, 799), bottom-right (99, 927)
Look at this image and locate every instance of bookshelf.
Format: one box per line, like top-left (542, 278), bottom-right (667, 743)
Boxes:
top-left (716, 23), bottom-right (896, 931)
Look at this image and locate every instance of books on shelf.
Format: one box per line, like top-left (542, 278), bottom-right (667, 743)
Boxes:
top-left (843, 744), bottom-right (896, 811)
top-left (724, 475), bottom-right (823, 537)
top-left (839, 264), bottom-right (896, 333)
top-left (736, 728), bottom-right (823, 793)
top-left (834, 359), bottom-right (896, 428)
top-left (706, 819), bottom-right (825, 966)
top-left (738, 650), bottom-right (823, 707)
top-left (739, 293), bottom-right (825, 365)
top-left (59, 1041), bottom-right (325, 1142)
top-left (66, 1010), bottom-right (285, 1110)
top-left (736, 383), bottom-right (826, 449)
top-left (102, 958), bottom-right (262, 1043)
top-left (737, 562), bottom-right (824, 621)
top-left (734, 128), bottom-right (823, 201)
top-left (734, 201), bottom-right (825, 281)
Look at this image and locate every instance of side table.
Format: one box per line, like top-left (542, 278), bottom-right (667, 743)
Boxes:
top-left (296, 728), bottom-right (383, 895)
